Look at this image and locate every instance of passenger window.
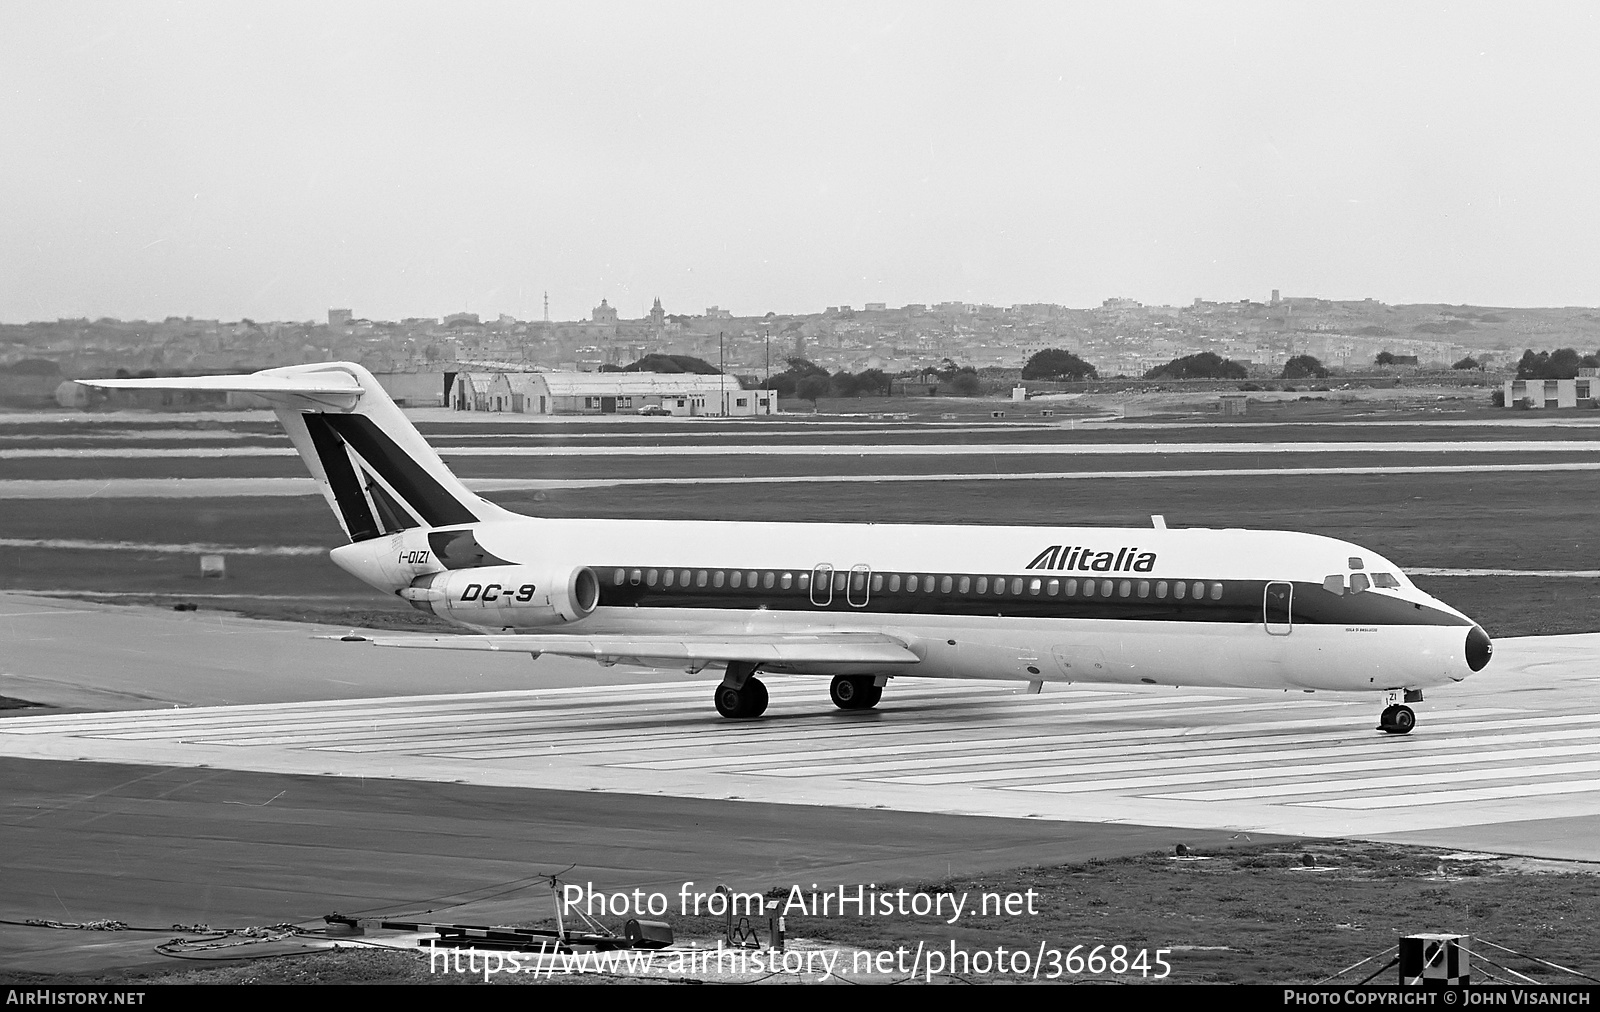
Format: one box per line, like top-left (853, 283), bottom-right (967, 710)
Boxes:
top-left (1192, 582), bottom-right (1204, 600)
top-left (1065, 578), bottom-right (1078, 595)
top-left (996, 577), bottom-right (1007, 595)
top-left (763, 572), bottom-right (775, 589)
top-left (852, 571), bottom-right (866, 591)
top-left (1209, 582), bottom-right (1223, 600)
top-left (1174, 581), bottom-right (1186, 600)
top-left (1137, 581), bottom-right (1149, 599)
top-left (1118, 580), bottom-right (1131, 598)
top-left (747, 571), bottom-right (758, 588)
top-left (1100, 581), bottom-right (1113, 597)
top-left (663, 570), bottom-right (675, 587)
top-left (797, 572), bottom-right (809, 590)
top-left (1028, 578), bottom-right (1041, 595)
top-left (941, 576), bottom-right (954, 593)
top-left (629, 569), bottom-right (642, 586)
top-left (730, 571), bottom-right (742, 588)
top-left (907, 575), bottom-right (919, 593)
top-left (835, 572), bottom-right (848, 592)
top-left (696, 570), bottom-right (708, 587)
top-left (1046, 578), bottom-right (1059, 596)
top-left (958, 576), bottom-right (971, 594)
top-left (646, 569), bottom-right (658, 586)
top-left (1083, 580), bottom-right (1095, 597)
top-left (1155, 581), bottom-right (1167, 599)
top-left (613, 568), bottom-right (626, 585)
top-left (713, 571), bottom-right (725, 588)
top-left (871, 574), bottom-right (883, 592)
top-left (1373, 573), bottom-right (1400, 589)
top-left (975, 576), bottom-right (987, 593)
top-left (1349, 573), bottom-right (1370, 594)
top-left (1010, 577), bottom-right (1024, 595)
top-left (781, 572), bottom-right (793, 589)
top-left (680, 570), bottom-right (691, 587)
top-left (889, 574), bottom-right (902, 592)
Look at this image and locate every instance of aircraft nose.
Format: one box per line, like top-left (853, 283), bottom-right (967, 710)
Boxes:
top-left (1466, 626), bottom-right (1492, 672)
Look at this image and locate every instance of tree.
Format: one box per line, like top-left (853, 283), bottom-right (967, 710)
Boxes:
top-left (1142, 351), bottom-right (1246, 380)
top-left (1452, 356), bottom-right (1481, 370)
top-left (621, 354), bottom-right (720, 375)
top-left (1282, 355), bottom-right (1329, 379)
top-left (1021, 348), bottom-right (1097, 381)
top-left (795, 375), bottom-right (829, 407)
top-left (828, 370), bottom-right (860, 398)
top-left (1517, 348), bottom-right (1593, 380)
top-left (1375, 350), bottom-right (1395, 366)
top-left (949, 370), bottom-right (982, 396)
top-left (855, 368), bottom-right (891, 396)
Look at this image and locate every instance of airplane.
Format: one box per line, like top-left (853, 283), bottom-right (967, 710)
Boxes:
top-left (85, 362), bottom-right (1492, 734)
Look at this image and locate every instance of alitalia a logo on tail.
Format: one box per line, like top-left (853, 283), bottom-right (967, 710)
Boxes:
top-left (1026, 546), bottom-right (1157, 573)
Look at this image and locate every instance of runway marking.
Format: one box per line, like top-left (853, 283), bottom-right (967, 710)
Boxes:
top-left (725, 723), bottom-right (1600, 781)
top-left (10, 440), bottom-right (1600, 459)
top-left (1304, 779), bottom-right (1600, 809)
top-left (12, 461), bottom-right (1600, 498)
top-left (1142, 755), bottom-right (1600, 802)
top-left (1, 674), bottom-right (1597, 839)
top-left (0, 538), bottom-right (324, 556)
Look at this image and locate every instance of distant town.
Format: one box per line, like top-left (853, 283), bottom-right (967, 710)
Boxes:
top-left (5, 292), bottom-right (1600, 408)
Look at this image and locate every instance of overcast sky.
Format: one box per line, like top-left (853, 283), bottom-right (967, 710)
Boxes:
top-left (4, 2), bottom-right (1599, 323)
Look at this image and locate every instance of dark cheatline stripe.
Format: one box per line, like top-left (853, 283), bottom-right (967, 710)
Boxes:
top-left (590, 570), bottom-right (1472, 627)
top-left (318, 413), bottom-right (478, 527)
top-left (363, 468), bottom-right (420, 533)
top-left (302, 414), bottom-right (380, 542)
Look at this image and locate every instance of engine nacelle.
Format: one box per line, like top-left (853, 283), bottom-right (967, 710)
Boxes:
top-left (400, 564), bottom-right (600, 629)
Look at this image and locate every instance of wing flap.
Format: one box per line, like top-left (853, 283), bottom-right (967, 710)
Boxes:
top-left (348, 631), bottom-right (922, 666)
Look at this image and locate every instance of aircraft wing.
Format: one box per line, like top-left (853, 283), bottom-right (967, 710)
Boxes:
top-left (343, 630), bottom-right (922, 667)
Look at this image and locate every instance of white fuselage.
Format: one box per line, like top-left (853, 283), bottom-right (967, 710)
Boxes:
top-left (331, 515), bottom-right (1486, 696)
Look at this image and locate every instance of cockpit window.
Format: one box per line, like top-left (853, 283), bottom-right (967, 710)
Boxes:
top-left (1322, 575), bottom-right (1344, 596)
top-left (1349, 573), bottom-right (1370, 594)
top-left (1372, 573), bottom-right (1400, 589)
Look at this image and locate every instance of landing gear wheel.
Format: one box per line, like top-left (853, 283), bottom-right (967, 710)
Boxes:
top-left (1377, 704), bottom-right (1416, 735)
top-left (714, 677), bottom-right (768, 719)
top-left (1388, 705), bottom-right (1415, 735)
top-left (830, 675), bottom-right (882, 710)
top-left (743, 677), bottom-right (768, 717)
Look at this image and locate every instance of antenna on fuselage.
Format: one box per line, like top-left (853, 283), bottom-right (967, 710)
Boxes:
top-left (1151, 515), bottom-right (1167, 529)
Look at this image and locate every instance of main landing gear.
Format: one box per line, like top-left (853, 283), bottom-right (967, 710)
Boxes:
top-left (830, 675), bottom-right (882, 711)
top-left (714, 661), bottom-right (768, 718)
top-left (1377, 689), bottom-right (1422, 735)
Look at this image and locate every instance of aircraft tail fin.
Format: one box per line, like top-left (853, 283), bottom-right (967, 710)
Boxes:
top-left (82, 363), bottom-right (512, 542)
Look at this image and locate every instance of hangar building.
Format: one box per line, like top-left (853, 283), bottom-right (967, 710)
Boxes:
top-left (450, 371), bottom-right (776, 416)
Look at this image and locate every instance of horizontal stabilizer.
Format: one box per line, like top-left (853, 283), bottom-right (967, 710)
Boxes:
top-left (341, 631), bottom-right (922, 667)
top-left (79, 371), bottom-right (363, 407)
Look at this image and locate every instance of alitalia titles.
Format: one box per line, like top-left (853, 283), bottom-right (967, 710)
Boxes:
top-left (1025, 546), bottom-right (1157, 573)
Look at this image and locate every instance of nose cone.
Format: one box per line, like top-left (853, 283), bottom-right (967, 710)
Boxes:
top-left (1466, 626), bottom-right (1493, 672)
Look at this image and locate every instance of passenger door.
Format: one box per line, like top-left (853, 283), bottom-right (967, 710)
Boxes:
top-left (1264, 582), bottom-right (1293, 636)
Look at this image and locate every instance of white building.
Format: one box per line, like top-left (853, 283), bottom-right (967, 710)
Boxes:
top-left (1504, 375), bottom-right (1600, 409)
top-left (451, 371), bottom-right (776, 416)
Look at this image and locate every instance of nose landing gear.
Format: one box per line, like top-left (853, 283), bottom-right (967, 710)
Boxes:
top-left (1377, 689), bottom-right (1422, 735)
top-left (1378, 704), bottom-right (1416, 735)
